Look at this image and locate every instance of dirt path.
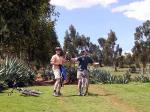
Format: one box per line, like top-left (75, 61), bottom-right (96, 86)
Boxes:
top-left (89, 85), bottom-right (138, 112)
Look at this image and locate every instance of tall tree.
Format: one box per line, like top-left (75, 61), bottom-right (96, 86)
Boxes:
top-left (97, 30), bottom-right (118, 66)
top-left (132, 20), bottom-right (150, 73)
top-left (63, 25), bottom-right (78, 57)
top-left (0, 0), bottom-right (60, 65)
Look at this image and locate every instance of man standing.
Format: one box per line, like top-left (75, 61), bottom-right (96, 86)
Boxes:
top-left (51, 47), bottom-right (65, 97)
top-left (72, 50), bottom-right (93, 96)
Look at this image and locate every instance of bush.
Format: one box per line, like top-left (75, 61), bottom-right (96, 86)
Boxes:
top-left (41, 68), bottom-right (54, 80)
top-left (0, 56), bottom-right (35, 87)
top-left (66, 67), bottom-right (77, 84)
top-left (89, 69), bottom-right (131, 84)
top-left (129, 66), bottom-right (137, 73)
top-left (0, 81), bottom-right (8, 92)
top-left (134, 75), bottom-right (150, 83)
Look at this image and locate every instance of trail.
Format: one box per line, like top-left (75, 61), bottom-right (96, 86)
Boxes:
top-left (90, 85), bottom-right (138, 112)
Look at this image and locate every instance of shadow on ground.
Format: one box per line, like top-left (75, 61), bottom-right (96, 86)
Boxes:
top-left (63, 92), bottom-right (114, 97)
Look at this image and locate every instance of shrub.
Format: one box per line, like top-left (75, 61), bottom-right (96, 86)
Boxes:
top-left (67, 67), bottom-right (77, 84)
top-left (134, 75), bottom-right (150, 83)
top-left (89, 69), bottom-right (131, 84)
top-left (0, 81), bottom-right (8, 92)
top-left (0, 56), bottom-right (35, 87)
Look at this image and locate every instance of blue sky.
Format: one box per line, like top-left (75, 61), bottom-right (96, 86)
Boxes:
top-left (51, 0), bottom-right (150, 53)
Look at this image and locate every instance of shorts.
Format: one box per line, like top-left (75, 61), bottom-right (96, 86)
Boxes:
top-left (77, 70), bottom-right (89, 79)
top-left (53, 69), bottom-right (61, 79)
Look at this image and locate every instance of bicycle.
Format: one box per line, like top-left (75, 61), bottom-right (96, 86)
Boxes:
top-left (8, 85), bottom-right (42, 97)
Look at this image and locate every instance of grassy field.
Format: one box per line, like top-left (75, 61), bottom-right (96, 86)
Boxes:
top-left (0, 84), bottom-right (150, 112)
top-left (104, 83), bottom-right (150, 112)
top-left (97, 66), bottom-right (140, 77)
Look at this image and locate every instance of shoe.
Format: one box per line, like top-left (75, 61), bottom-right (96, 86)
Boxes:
top-left (82, 92), bottom-right (88, 96)
top-left (82, 93), bottom-right (86, 96)
top-left (57, 92), bottom-right (62, 96)
top-left (52, 92), bottom-right (59, 97)
top-left (77, 92), bottom-right (82, 96)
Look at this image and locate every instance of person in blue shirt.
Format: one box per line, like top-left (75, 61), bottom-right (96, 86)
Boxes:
top-left (72, 49), bottom-right (93, 96)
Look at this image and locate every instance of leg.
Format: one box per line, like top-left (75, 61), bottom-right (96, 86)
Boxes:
top-left (84, 70), bottom-right (89, 95)
top-left (53, 78), bottom-right (60, 96)
top-left (57, 78), bottom-right (62, 95)
top-left (77, 70), bottom-right (82, 95)
top-left (53, 69), bottom-right (61, 96)
top-left (78, 78), bottom-right (82, 95)
top-left (54, 78), bottom-right (60, 91)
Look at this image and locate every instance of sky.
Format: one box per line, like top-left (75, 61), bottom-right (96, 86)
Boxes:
top-left (51, 0), bottom-right (150, 53)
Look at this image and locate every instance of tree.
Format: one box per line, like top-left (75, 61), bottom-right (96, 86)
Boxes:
top-left (97, 30), bottom-right (118, 66)
top-left (63, 25), bottom-right (102, 63)
top-left (63, 25), bottom-right (79, 57)
top-left (89, 42), bottom-right (100, 62)
top-left (0, 0), bottom-right (60, 66)
top-left (133, 20), bottom-right (150, 74)
top-left (124, 53), bottom-right (134, 67)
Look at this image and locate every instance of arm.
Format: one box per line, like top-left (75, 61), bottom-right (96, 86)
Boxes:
top-left (71, 57), bottom-right (78, 62)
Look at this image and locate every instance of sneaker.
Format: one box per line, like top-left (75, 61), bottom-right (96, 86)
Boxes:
top-left (77, 92), bottom-right (82, 96)
top-left (82, 93), bottom-right (86, 96)
top-left (52, 92), bottom-right (59, 97)
top-left (82, 92), bottom-right (88, 96)
top-left (57, 92), bottom-right (62, 96)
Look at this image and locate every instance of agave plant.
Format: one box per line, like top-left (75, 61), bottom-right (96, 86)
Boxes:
top-left (0, 56), bottom-right (35, 87)
top-left (134, 75), bottom-right (150, 83)
top-left (89, 69), bottom-right (131, 84)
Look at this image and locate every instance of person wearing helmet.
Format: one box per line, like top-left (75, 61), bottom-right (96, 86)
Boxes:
top-left (50, 47), bottom-right (66, 97)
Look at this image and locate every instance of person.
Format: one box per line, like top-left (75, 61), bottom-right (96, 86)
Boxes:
top-left (50, 47), bottom-right (66, 97)
top-left (72, 50), bottom-right (93, 96)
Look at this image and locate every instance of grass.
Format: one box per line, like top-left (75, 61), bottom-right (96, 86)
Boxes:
top-left (97, 66), bottom-right (140, 77)
top-left (0, 84), bottom-right (150, 112)
top-left (104, 83), bottom-right (150, 112)
top-left (0, 85), bottom-right (120, 112)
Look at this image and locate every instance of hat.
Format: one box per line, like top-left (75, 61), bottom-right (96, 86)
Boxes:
top-left (55, 47), bottom-right (62, 51)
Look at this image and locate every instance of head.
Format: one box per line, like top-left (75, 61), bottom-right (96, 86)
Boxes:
top-left (81, 49), bottom-right (88, 56)
top-left (55, 47), bottom-right (62, 55)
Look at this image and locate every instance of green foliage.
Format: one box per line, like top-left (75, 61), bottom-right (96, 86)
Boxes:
top-left (89, 42), bottom-right (100, 62)
top-left (97, 30), bottom-right (121, 66)
top-left (63, 25), bottom-right (79, 57)
top-left (90, 69), bottom-right (131, 84)
top-left (0, 81), bottom-right (8, 92)
top-left (0, 56), bottom-right (35, 87)
top-left (0, 0), bottom-right (60, 65)
top-left (64, 25), bottom-right (100, 61)
top-left (128, 65), bottom-right (137, 73)
top-left (132, 20), bottom-right (150, 69)
top-left (66, 67), bottom-right (77, 83)
top-left (124, 53), bottom-right (134, 67)
top-left (134, 75), bottom-right (150, 83)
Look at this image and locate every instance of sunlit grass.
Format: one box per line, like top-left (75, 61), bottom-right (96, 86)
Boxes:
top-left (0, 84), bottom-right (150, 112)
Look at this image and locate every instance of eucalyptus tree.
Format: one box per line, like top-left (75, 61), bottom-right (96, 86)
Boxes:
top-left (98, 30), bottom-right (118, 66)
top-left (133, 20), bottom-right (150, 74)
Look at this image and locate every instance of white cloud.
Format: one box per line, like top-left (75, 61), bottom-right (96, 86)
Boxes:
top-left (51, 0), bottom-right (118, 10)
top-left (112, 0), bottom-right (150, 21)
